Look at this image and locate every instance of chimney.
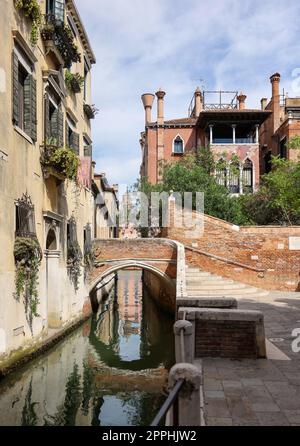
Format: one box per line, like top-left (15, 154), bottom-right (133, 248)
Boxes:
top-left (270, 73), bottom-right (281, 131)
top-left (237, 92), bottom-right (247, 110)
top-left (141, 93), bottom-right (155, 125)
top-left (156, 89), bottom-right (166, 125)
top-left (194, 87), bottom-right (202, 117)
top-left (270, 73), bottom-right (281, 103)
top-left (261, 98), bottom-right (268, 110)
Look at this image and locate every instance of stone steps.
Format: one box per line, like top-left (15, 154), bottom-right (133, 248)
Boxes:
top-left (185, 265), bottom-right (269, 299)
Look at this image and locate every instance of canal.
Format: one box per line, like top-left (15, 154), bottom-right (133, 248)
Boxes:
top-left (0, 270), bottom-right (174, 426)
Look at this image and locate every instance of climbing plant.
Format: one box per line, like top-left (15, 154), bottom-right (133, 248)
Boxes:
top-left (15, 0), bottom-right (42, 45)
top-left (67, 217), bottom-right (82, 291)
top-left (14, 236), bottom-right (42, 328)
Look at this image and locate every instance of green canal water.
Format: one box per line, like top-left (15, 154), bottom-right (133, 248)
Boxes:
top-left (0, 270), bottom-right (174, 426)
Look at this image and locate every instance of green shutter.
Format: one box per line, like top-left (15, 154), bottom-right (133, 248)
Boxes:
top-left (73, 132), bottom-right (80, 155)
top-left (24, 75), bottom-right (37, 141)
top-left (58, 105), bottom-right (64, 146)
top-left (12, 52), bottom-right (19, 125)
top-left (50, 106), bottom-right (59, 144)
top-left (44, 92), bottom-right (51, 142)
top-left (84, 145), bottom-right (92, 158)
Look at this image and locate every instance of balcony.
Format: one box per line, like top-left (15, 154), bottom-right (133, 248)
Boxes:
top-left (40, 144), bottom-right (79, 183)
top-left (209, 123), bottom-right (259, 146)
top-left (84, 104), bottom-right (98, 120)
top-left (41, 14), bottom-right (81, 68)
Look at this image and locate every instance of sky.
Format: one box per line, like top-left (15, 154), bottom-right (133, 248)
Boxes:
top-left (76, 0), bottom-right (300, 187)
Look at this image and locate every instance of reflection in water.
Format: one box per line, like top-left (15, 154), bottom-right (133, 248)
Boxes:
top-left (0, 270), bottom-right (174, 426)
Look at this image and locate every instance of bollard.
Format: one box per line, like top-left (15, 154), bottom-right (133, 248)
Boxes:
top-left (169, 363), bottom-right (202, 426)
top-left (174, 320), bottom-right (194, 364)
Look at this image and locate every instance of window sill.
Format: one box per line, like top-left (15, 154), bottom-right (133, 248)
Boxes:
top-left (172, 152), bottom-right (184, 156)
top-left (14, 126), bottom-right (34, 145)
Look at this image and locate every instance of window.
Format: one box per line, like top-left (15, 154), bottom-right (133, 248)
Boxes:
top-left (15, 193), bottom-right (36, 238)
top-left (44, 90), bottom-right (64, 146)
top-left (173, 135), bottom-right (184, 154)
top-left (216, 159), bottom-right (227, 187)
top-left (12, 47), bottom-right (37, 141)
top-left (280, 137), bottom-right (287, 159)
top-left (228, 159), bottom-right (240, 193)
top-left (66, 117), bottom-right (79, 154)
top-left (242, 158), bottom-right (253, 193)
top-left (46, 0), bottom-right (65, 22)
top-left (83, 59), bottom-right (90, 102)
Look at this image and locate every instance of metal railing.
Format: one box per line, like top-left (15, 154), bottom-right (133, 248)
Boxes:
top-left (151, 378), bottom-right (185, 426)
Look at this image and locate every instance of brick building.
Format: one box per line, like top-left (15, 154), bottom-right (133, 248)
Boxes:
top-left (140, 73), bottom-right (300, 192)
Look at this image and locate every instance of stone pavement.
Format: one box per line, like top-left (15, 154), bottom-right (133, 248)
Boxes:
top-left (196, 291), bottom-right (300, 426)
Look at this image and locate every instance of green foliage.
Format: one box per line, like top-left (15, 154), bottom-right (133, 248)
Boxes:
top-left (286, 135), bottom-right (300, 153)
top-left (16, 0), bottom-right (42, 45)
top-left (14, 237), bottom-right (42, 328)
top-left (41, 21), bottom-right (81, 68)
top-left (44, 146), bottom-right (80, 181)
top-left (67, 243), bottom-right (82, 291)
top-left (196, 145), bottom-right (215, 174)
top-left (65, 70), bottom-right (85, 92)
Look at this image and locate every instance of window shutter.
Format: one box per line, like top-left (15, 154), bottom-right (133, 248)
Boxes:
top-left (12, 52), bottom-right (19, 125)
top-left (50, 107), bottom-right (59, 144)
top-left (58, 105), bottom-right (64, 146)
top-left (65, 121), bottom-right (69, 147)
top-left (73, 132), bottom-right (80, 155)
top-left (44, 93), bottom-right (51, 142)
top-left (24, 75), bottom-right (37, 141)
top-left (84, 145), bottom-right (92, 158)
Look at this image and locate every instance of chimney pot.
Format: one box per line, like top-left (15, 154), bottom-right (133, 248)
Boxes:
top-left (141, 93), bottom-right (155, 125)
top-left (261, 98), bottom-right (268, 110)
top-left (156, 89), bottom-right (166, 124)
top-left (237, 92), bottom-right (247, 110)
top-left (194, 87), bottom-right (202, 117)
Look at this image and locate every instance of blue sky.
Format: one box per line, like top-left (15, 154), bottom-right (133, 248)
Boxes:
top-left (76, 0), bottom-right (300, 186)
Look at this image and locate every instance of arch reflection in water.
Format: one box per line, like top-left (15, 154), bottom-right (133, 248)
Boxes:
top-left (0, 270), bottom-right (174, 426)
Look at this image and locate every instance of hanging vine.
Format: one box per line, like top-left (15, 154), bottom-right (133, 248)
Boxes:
top-left (15, 0), bottom-right (42, 45)
top-left (67, 217), bottom-right (82, 291)
top-left (14, 236), bottom-right (42, 329)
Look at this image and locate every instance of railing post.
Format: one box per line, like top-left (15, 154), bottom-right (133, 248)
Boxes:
top-left (174, 320), bottom-right (194, 364)
top-left (169, 363), bottom-right (202, 426)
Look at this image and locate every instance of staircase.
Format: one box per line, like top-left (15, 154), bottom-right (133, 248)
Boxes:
top-left (186, 266), bottom-right (269, 299)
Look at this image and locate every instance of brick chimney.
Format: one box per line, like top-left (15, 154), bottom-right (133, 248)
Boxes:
top-left (194, 87), bottom-right (203, 117)
top-left (270, 72), bottom-right (281, 131)
top-left (156, 89), bottom-right (166, 125)
top-left (141, 93), bottom-right (155, 125)
top-left (237, 92), bottom-right (247, 110)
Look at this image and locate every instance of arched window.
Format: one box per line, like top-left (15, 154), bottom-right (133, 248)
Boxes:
top-left (243, 158), bottom-right (253, 193)
top-left (46, 228), bottom-right (57, 250)
top-left (228, 159), bottom-right (240, 194)
top-left (215, 159), bottom-right (227, 187)
top-left (173, 135), bottom-right (184, 154)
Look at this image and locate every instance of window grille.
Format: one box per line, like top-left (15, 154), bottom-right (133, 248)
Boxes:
top-left (15, 193), bottom-right (36, 238)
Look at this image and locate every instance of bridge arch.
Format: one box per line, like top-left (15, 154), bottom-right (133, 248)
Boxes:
top-left (88, 260), bottom-right (175, 295)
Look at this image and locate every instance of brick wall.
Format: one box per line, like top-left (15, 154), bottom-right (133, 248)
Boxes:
top-left (195, 320), bottom-right (257, 358)
top-left (165, 205), bottom-right (300, 291)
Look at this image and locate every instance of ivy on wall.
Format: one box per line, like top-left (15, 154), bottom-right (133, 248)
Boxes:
top-left (15, 0), bottom-right (42, 45)
top-left (14, 236), bottom-right (42, 329)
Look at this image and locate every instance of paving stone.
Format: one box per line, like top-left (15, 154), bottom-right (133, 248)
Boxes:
top-left (283, 410), bottom-right (300, 424)
top-left (205, 398), bottom-right (231, 418)
top-left (256, 412), bottom-right (290, 426)
top-left (204, 378), bottom-right (223, 391)
top-left (206, 417), bottom-right (233, 426)
top-left (241, 378), bottom-right (264, 386)
top-left (205, 390), bottom-right (225, 399)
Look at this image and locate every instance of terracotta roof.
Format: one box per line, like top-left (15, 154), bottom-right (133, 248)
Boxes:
top-left (148, 117), bottom-right (196, 127)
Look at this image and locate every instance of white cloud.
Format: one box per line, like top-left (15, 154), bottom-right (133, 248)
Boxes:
top-left (76, 0), bottom-right (300, 184)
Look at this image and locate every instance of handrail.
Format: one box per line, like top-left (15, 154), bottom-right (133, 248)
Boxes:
top-left (150, 378), bottom-right (185, 426)
top-left (185, 245), bottom-right (266, 274)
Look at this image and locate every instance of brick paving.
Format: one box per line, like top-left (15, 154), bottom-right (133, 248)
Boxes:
top-left (196, 291), bottom-right (300, 426)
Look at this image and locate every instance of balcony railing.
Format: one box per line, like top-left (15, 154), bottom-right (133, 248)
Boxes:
top-left (212, 137), bottom-right (256, 144)
top-left (41, 14), bottom-right (81, 68)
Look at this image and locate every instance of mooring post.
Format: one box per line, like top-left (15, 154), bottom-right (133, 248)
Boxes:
top-left (174, 320), bottom-right (194, 364)
top-left (169, 363), bottom-right (202, 426)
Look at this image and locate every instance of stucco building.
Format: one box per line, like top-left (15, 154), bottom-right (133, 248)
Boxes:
top-left (0, 0), bottom-right (100, 363)
top-left (92, 172), bottom-right (119, 239)
top-left (140, 73), bottom-right (300, 192)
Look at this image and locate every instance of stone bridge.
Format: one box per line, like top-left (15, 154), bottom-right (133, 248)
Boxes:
top-left (88, 239), bottom-right (186, 313)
